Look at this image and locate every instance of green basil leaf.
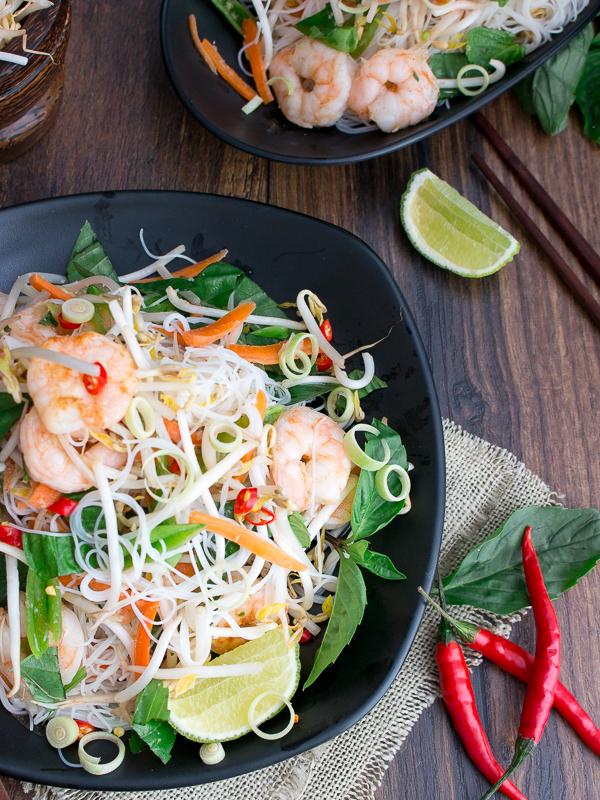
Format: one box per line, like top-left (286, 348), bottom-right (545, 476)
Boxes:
top-left (122, 523), bottom-right (205, 569)
top-left (20, 647), bottom-right (66, 703)
top-left (304, 555), bottom-right (367, 688)
top-left (0, 393), bottom-right (27, 441)
top-left (287, 383), bottom-right (335, 404)
top-left (131, 721), bottom-right (176, 764)
top-left (39, 309), bottom-right (58, 328)
top-left (442, 506), bottom-right (600, 614)
top-left (513, 72), bottom-right (537, 115)
top-left (528, 24), bottom-right (594, 136)
top-left (345, 540), bottom-right (369, 560)
top-left (233, 274), bottom-right (290, 320)
top-left (63, 666), bottom-right (86, 693)
top-left (466, 27), bottom-right (525, 69)
top-left (428, 53), bottom-right (469, 99)
top-left (294, 8), bottom-right (358, 53)
top-left (288, 511), bottom-right (311, 548)
top-left (358, 549), bottom-right (406, 580)
top-left (129, 729), bottom-right (148, 755)
top-left (264, 405), bottom-right (285, 425)
top-left (22, 531), bottom-right (79, 580)
top-left (347, 370), bottom-right (388, 399)
top-left (133, 679), bottom-right (170, 725)
top-left (66, 221), bottom-right (119, 283)
top-left (575, 33), bottom-right (600, 142)
top-left (350, 7), bottom-right (388, 58)
top-left (350, 419), bottom-right (408, 540)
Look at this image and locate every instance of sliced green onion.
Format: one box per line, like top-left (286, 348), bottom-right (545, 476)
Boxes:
top-left (267, 76), bottom-right (295, 95)
top-left (208, 421), bottom-right (243, 453)
top-left (61, 298), bottom-right (95, 324)
top-left (242, 96), bottom-right (264, 115)
top-left (201, 563), bottom-right (251, 612)
top-left (46, 716), bottom-right (79, 748)
top-left (375, 464), bottom-right (411, 502)
top-left (125, 397), bottom-right (156, 439)
top-left (142, 448), bottom-right (196, 505)
top-left (78, 732), bottom-right (125, 775)
top-left (456, 63), bottom-right (489, 96)
top-left (343, 424), bottom-right (390, 471)
top-left (248, 691), bottom-right (295, 740)
top-left (200, 742), bottom-right (225, 764)
top-left (326, 386), bottom-right (354, 425)
top-left (278, 333), bottom-right (318, 382)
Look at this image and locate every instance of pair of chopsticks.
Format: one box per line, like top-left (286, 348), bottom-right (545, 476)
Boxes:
top-left (471, 112), bottom-right (600, 330)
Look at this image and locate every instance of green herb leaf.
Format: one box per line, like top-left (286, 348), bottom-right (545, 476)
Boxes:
top-left (346, 542), bottom-right (405, 580)
top-left (294, 8), bottom-right (358, 53)
top-left (0, 393), bottom-right (27, 441)
top-left (304, 555), bottom-right (367, 688)
top-left (350, 6), bottom-right (388, 58)
top-left (350, 419), bottom-right (408, 540)
top-left (20, 647), bottom-right (66, 704)
top-left (22, 531), bottom-right (79, 580)
top-left (39, 309), bottom-right (58, 328)
top-left (442, 506), bottom-right (600, 614)
top-left (63, 666), bottom-right (86, 693)
top-left (129, 729), bottom-right (148, 755)
top-left (287, 383), bottom-right (335, 404)
top-left (515, 24), bottom-right (594, 136)
top-left (429, 53), bottom-right (469, 99)
top-left (66, 221), bottom-right (119, 283)
top-left (264, 405), bottom-right (285, 425)
top-left (131, 721), bottom-right (177, 764)
top-left (513, 72), bottom-right (537, 115)
top-left (466, 27), bottom-right (525, 69)
top-left (576, 32), bottom-right (600, 142)
top-left (288, 511), bottom-right (311, 548)
top-left (132, 680), bottom-right (176, 764)
top-left (347, 370), bottom-right (388, 399)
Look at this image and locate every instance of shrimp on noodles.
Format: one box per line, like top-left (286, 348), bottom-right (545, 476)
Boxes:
top-left (348, 49), bottom-right (439, 133)
top-left (271, 407), bottom-right (351, 511)
top-left (26, 332), bottom-right (138, 434)
top-left (269, 38), bottom-right (358, 128)
top-left (5, 302), bottom-right (62, 347)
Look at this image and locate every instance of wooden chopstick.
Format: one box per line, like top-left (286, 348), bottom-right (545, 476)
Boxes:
top-left (473, 112), bottom-right (600, 286)
top-left (471, 152), bottom-right (600, 331)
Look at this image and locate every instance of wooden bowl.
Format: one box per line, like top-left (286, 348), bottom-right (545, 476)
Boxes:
top-left (0, 0), bottom-right (70, 162)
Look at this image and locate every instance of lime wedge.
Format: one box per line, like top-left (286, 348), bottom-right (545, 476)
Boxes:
top-left (401, 168), bottom-right (520, 277)
top-left (168, 628), bottom-right (300, 743)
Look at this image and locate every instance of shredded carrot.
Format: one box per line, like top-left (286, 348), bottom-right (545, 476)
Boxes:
top-left (201, 39), bottom-right (258, 102)
top-left (189, 511), bottom-right (307, 572)
top-left (242, 19), bottom-right (274, 105)
top-left (134, 600), bottom-right (161, 667)
top-left (174, 562), bottom-right (196, 578)
top-left (163, 417), bottom-right (202, 445)
top-left (29, 273), bottom-right (73, 302)
top-left (182, 301), bottom-right (256, 348)
top-left (28, 484), bottom-right (62, 510)
top-left (189, 14), bottom-right (217, 74)
top-left (228, 338), bottom-right (312, 365)
top-left (16, 501), bottom-right (28, 512)
top-left (134, 249), bottom-right (228, 284)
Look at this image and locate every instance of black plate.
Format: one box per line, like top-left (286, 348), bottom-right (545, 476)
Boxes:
top-left (161, 0), bottom-right (600, 165)
top-left (0, 191), bottom-right (444, 790)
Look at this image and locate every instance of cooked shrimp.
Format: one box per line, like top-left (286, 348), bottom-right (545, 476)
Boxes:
top-left (0, 603), bottom-right (84, 685)
top-left (5, 302), bottom-right (61, 346)
top-left (271, 407), bottom-right (351, 512)
top-left (269, 37), bottom-right (358, 128)
top-left (211, 587), bottom-right (267, 655)
top-left (20, 408), bottom-right (128, 493)
top-left (26, 332), bottom-right (138, 435)
top-left (348, 49), bottom-right (439, 133)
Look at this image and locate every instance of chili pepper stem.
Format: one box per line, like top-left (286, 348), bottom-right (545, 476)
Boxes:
top-left (417, 586), bottom-right (480, 643)
top-left (480, 735), bottom-right (535, 800)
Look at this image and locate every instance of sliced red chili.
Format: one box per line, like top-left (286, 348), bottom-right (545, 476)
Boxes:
top-left (0, 525), bottom-right (22, 549)
top-left (247, 506), bottom-right (275, 526)
top-left (58, 314), bottom-right (82, 331)
top-left (316, 353), bottom-right (332, 372)
top-left (234, 487), bottom-right (258, 517)
top-left (75, 720), bottom-right (95, 739)
top-left (319, 319), bottom-right (333, 342)
top-left (82, 362), bottom-right (107, 395)
top-left (299, 629), bottom-right (311, 644)
top-left (48, 497), bottom-right (79, 517)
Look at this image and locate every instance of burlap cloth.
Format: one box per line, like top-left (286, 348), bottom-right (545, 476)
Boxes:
top-left (23, 419), bottom-right (557, 800)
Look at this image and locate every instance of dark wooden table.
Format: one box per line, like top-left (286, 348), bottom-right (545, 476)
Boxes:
top-left (2, 2), bottom-right (599, 798)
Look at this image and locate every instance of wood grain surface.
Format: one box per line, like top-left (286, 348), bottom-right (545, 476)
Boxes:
top-left (1, 2), bottom-right (599, 799)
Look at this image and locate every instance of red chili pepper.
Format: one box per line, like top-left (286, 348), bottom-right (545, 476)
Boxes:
top-left (48, 497), bottom-right (79, 517)
top-left (420, 590), bottom-right (600, 759)
top-left (247, 506), bottom-right (275, 526)
top-left (436, 614), bottom-right (528, 800)
top-left (58, 314), bottom-right (82, 331)
top-left (480, 527), bottom-right (561, 800)
top-left (234, 487), bottom-right (258, 517)
top-left (75, 720), bottom-right (95, 739)
top-left (319, 319), bottom-right (333, 342)
top-left (82, 362), bottom-right (107, 395)
top-left (299, 629), bottom-right (311, 644)
top-left (0, 525), bottom-right (22, 549)
top-left (316, 353), bottom-right (333, 372)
